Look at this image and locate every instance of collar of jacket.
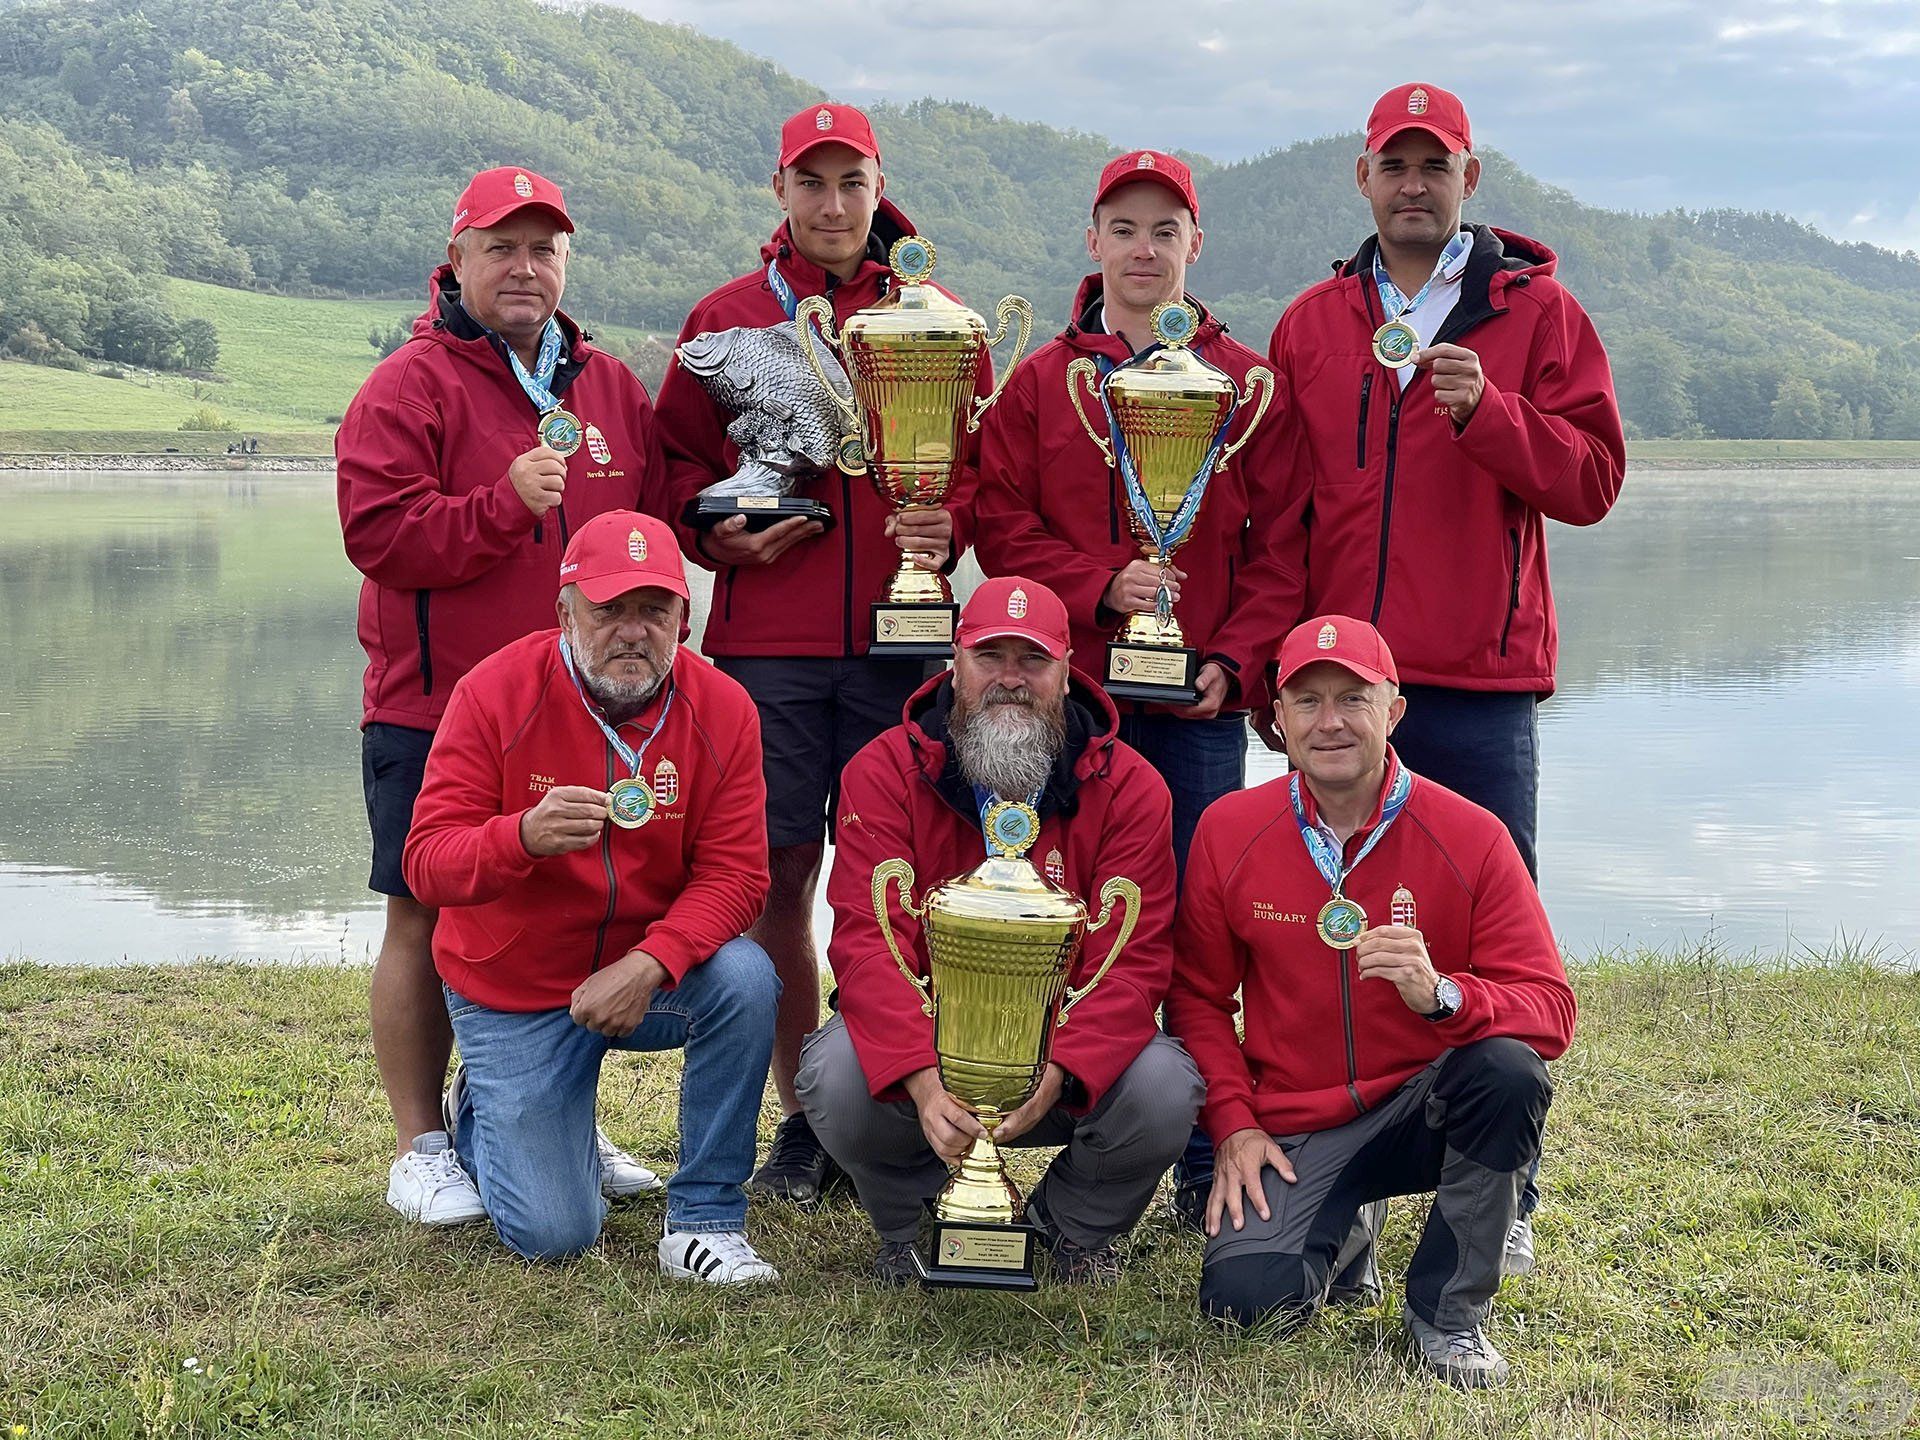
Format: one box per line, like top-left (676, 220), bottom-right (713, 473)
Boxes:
top-left (1333, 223), bottom-right (1554, 333)
top-left (1060, 273), bottom-right (1229, 356)
top-left (1292, 745), bottom-right (1408, 844)
top-left (417, 263), bottom-right (594, 389)
top-left (757, 197), bottom-right (915, 297)
top-left (900, 667), bottom-right (1122, 824)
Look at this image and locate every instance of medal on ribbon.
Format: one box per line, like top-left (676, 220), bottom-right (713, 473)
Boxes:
top-left (1290, 764), bottom-right (1415, 952)
top-left (558, 635), bottom-right (675, 831)
top-left (501, 317), bottom-right (584, 456)
top-left (1369, 229), bottom-right (1471, 370)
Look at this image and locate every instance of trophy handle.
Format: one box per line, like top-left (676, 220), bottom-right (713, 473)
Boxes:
top-left (871, 858), bottom-right (934, 1018)
top-left (1056, 875), bottom-right (1141, 1026)
top-left (966, 295), bottom-right (1035, 433)
top-left (1214, 365), bottom-right (1275, 473)
top-left (1063, 357), bottom-right (1115, 469)
top-left (794, 296), bottom-right (862, 432)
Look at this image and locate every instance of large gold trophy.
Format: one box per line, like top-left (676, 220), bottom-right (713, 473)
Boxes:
top-left (1066, 300), bottom-right (1272, 703)
top-left (872, 803), bottom-right (1138, 1289)
top-left (798, 236), bottom-right (1032, 658)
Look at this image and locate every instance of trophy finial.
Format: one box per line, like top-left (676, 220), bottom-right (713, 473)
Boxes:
top-left (1149, 299), bottom-right (1200, 349)
top-left (982, 799), bottom-right (1041, 858)
top-left (889, 235), bottom-right (937, 285)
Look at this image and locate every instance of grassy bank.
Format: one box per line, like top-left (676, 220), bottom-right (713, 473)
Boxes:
top-left (2, 957), bottom-right (1916, 1438)
top-left (1627, 438), bottom-right (1920, 466)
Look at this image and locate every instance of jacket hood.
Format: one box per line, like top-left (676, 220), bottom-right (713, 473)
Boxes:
top-left (899, 665), bottom-right (1122, 823)
top-left (1059, 273), bottom-right (1229, 356)
top-left (757, 197), bottom-right (916, 283)
top-left (414, 262), bottom-right (595, 364)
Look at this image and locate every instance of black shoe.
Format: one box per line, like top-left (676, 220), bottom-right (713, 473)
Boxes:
top-left (749, 1113), bottom-right (843, 1207)
top-left (1171, 1180), bottom-right (1210, 1235)
top-left (872, 1240), bottom-right (921, 1288)
top-left (1048, 1232), bottom-right (1122, 1286)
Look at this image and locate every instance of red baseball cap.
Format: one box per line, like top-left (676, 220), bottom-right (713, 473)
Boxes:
top-left (1274, 614), bottom-right (1399, 690)
top-left (1365, 83), bottom-right (1472, 155)
top-left (451, 166), bottom-right (574, 240)
top-left (1093, 149), bottom-right (1199, 221)
top-left (779, 103), bottom-right (881, 169)
top-left (558, 511), bottom-right (688, 605)
top-left (956, 577), bottom-right (1070, 660)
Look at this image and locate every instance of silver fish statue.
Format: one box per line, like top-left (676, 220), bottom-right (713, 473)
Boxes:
top-left (674, 321), bottom-right (860, 508)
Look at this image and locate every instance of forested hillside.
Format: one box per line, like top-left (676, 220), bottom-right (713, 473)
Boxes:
top-left (5, 0), bottom-right (1920, 438)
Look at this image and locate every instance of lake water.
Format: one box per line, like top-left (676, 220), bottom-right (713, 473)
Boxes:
top-left (2, 468), bottom-right (1916, 964)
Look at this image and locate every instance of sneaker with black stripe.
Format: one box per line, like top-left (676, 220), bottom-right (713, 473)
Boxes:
top-left (657, 1227), bottom-right (779, 1285)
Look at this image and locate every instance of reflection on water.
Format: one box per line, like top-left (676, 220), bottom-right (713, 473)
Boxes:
top-left (1, 468), bottom-right (1916, 963)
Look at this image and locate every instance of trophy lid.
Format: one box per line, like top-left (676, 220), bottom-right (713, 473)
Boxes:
top-left (1104, 300), bottom-right (1233, 399)
top-left (839, 235), bottom-right (988, 344)
top-left (924, 854), bottom-right (1089, 927)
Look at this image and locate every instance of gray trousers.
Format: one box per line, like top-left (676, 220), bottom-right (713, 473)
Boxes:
top-left (796, 1014), bottom-right (1203, 1248)
top-left (1201, 1037), bottom-right (1551, 1333)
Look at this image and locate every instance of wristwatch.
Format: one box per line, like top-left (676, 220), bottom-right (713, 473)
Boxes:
top-left (1424, 975), bottom-right (1463, 1022)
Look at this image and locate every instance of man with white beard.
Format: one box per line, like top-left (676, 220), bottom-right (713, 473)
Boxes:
top-left (797, 577), bottom-right (1200, 1285)
top-left (402, 511), bottom-right (782, 1280)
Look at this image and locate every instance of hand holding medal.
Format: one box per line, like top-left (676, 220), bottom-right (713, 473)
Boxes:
top-left (519, 784), bottom-right (612, 856)
top-left (509, 443), bottom-right (569, 517)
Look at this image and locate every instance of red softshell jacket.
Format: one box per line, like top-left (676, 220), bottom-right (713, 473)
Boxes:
top-left (974, 276), bottom-right (1308, 710)
top-left (338, 265), bottom-right (663, 730)
top-left (1267, 225), bottom-right (1625, 694)
top-left (825, 670), bottom-right (1176, 1110)
top-left (1166, 751), bottom-right (1576, 1140)
top-left (402, 633), bottom-right (769, 1012)
top-left (649, 199), bottom-right (989, 658)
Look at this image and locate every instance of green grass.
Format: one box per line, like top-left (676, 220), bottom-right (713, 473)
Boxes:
top-left (2, 954), bottom-right (1916, 1438)
top-left (0, 429), bottom-right (335, 455)
top-left (1628, 438), bottom-right (1920, 464)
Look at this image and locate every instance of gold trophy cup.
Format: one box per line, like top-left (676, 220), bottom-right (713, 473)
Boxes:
top-left (1066, 300), bottom-right (1273, 704)
top-left (872, 824), bottom-right (1139, 1289)
top-left (798, 236), bottom-right (1033, 657)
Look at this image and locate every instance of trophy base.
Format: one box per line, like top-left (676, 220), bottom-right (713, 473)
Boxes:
top-left (1104, 640), bottom-right (1200, 705)
top-left (912, 1204), bottom-right (1040, 1291)
top-left (684, 495), bottom-right (835, 533)
top-left (871, 601), bottom-right (958, 658)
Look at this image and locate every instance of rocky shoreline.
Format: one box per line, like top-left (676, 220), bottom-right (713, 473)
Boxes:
top-left (0, 453), bottom-right (334, 472)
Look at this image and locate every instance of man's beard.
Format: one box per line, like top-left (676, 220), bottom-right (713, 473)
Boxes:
top-left (579, 637), bottom-right (675, 722)
top-left (950, 683), bottom-right (1065, 800)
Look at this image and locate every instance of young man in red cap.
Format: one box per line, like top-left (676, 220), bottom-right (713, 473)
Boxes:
top-left (651, 103), bottom-right (987, 1205)
top-left (1266, 84), bottom-right (1624, 880)
top-left (338, 166), bottom-right (666, 1225)
top-left (796, 576), bottom-right (1200, 1285)
top-left (1166, 614), bottom-right (1574, 1387)
top-left (975, 150), bottom-right (1306, 874)
top-left (401, 510), bottom-right (781, 1281)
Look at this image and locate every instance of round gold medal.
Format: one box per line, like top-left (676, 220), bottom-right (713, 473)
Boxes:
top-left (538, 407), bottom-right (584, 457)
top-left (1371, 320), bottom-right (1419, 370)
top-left (607, 777), bottom-right (655, 829)
top-left (1316, 896), bottom-right (1367, 950)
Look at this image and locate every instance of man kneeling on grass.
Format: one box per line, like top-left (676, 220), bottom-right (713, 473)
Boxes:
top-left (1166, 616), bottom-right (1575, 1386)
top-left (402, 510), bottom-right (782, 1283)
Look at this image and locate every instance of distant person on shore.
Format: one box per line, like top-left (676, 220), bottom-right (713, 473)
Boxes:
top-left (402, 511), bottom-right (781, 1281)
top-left (1266, 83), bottom-right (1625, 1267)
top-left (650, 103), bottom-right (987, 1208)
top-left (1167, 616), bottom-right (1575, 1388)
top-left (336, 165), bottom-right (666, 1226)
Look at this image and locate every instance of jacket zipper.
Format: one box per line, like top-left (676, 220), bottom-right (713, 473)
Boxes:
top-left (557, 501), bottom-right (571, 548)
top-left (721, 567), bottom-right (736, 622)
top-left (841, 468), bottom-right (856, 656)
top-left (590, 744), bottom-right (617, 972)
top-left (1369, 388), bottom-right (1402, 624)
top-left (415, 591), bottom-right (434, 695)
top-left (1355, 373), bottom-right (1372, 469)
top-left (1339, 951), bottom-right (1365, 1115)
top-left (1500, 527), bottom-right (1521, 657)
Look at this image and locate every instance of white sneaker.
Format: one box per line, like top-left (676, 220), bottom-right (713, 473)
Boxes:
top-left (658, 1228), bottom-right (779, 1285)
top-left (1503, 1215), bottom-right (1536, 1277)
top-left (386, 1143), bottom-right (485, 1226)
top-left (597, 1128), bottom-right (666, 1198)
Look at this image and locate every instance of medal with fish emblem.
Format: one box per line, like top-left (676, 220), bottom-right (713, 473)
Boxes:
top-left (1316, 895), bottom-right (1367, 950)
top-left (538, 407), bottom-right (584, 457)
top-left (608, 777), bottom-right (656, 830)
top-left (1371, 320), bottom-right (1418, 370)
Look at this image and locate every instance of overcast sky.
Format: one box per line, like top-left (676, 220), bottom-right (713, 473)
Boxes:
top-left (611, 0), bottom-right (1920, 255)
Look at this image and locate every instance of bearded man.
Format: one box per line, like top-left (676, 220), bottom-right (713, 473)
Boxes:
top-left (401, 510), bottom-right (782, 1282)
top-left (795, 577), bottom-right (1200, 1285)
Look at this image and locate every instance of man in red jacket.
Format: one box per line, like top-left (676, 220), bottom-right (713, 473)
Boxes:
top-left (338, 167), bottom-right (665, 1226)
top-left (975, 150), bottom-right (1306, 873)
top-left (1167, 616), bottom-right (1574, 1387)
top-left (796, 577), bottom-right (1201, 1284)
top-left (402, 511), bottom-right (781, 1281)
top-left (651, 103), bottom-right (984, 1205)
top-left (1266, 82), bottom-right (1625, 882)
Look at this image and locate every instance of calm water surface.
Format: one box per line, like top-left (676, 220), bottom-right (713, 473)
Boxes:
top-left (2, 468), bottom-right (1915, 963)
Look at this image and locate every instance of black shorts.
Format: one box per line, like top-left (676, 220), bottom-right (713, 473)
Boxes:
top-left (361, 721), bottom-right (435, 898)
top-left (714, 655), bottom-right (929, 849)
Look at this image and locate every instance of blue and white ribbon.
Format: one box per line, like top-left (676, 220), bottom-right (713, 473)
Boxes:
top-left (558, 634), bottom-right (675, 779)
top-left (1288, 764), bottom-right (1414, 896)
top-left (1371, 228), bottom-right (1473, 326)
top-left (502, 316), bottom-right (567, 415)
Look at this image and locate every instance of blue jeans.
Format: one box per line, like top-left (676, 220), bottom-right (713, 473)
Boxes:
top-left (444, 937), bottom-right (779, 1260)
top-left (1116, 711), bottom-right (1248, 882)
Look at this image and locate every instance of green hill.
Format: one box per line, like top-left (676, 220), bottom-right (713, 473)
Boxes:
top-left (4, 0), bottom-right (1920, 440)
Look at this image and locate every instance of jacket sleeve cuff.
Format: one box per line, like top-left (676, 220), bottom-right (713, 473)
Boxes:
top-left (485, 813), bottom-right (541, 881)
top-left (637, 926), bottom-right (699, 985)
top-left (863, 1048), bottom-right (940, 1102)
top-left (1204, 1099), bottom-right (1262, 1147)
